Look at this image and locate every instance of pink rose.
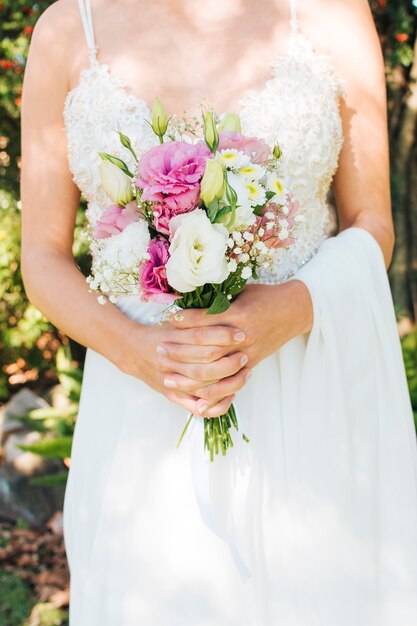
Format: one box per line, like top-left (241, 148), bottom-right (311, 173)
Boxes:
top-left (139, 238), bottom-right (178, 304)
top-left (217, 131), bottom-right (271, 164)
top-left (136, 141), bottom-right (210, 211)
top-left (92, 201), bottom-right (140, 239)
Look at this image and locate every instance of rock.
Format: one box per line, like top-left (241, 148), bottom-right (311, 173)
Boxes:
top-left (43, 384), bottom-right (72, 409)
top-left (46, 511), bottom-right (64, 536)
top-left (0, 464), bottom-right (65, 528)
top-left (0, 388), bottom-right (49, 441)
top-left (4, 431), bottom-right (50, 476)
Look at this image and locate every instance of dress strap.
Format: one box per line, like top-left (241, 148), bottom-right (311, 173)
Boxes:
top-left (289, 0), bottom-right (299, 33)
top-left (77, 0), bottom-right (98, 64)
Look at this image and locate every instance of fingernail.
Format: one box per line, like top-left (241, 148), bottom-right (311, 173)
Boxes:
top-left (164, 378), bottom-right (177, 388)
top-left (234, 331), bottom-right (245, 343)
top-left (245, 370), bottom-right (253, 382)
top-left (196, 402), bottom-right (209, 415)
top-left (240, 354), bottom-right (249, 366)
top-left (156, 345), bottom-right (167, 356)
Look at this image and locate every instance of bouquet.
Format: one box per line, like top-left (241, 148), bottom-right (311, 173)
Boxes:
top-left (86, 99), bottom-right (301, 461)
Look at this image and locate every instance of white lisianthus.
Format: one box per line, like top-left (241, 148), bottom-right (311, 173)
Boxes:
top-left (99, 160), bottom-right (134, 206)
top-left (218, 113), bottom-right (242, 133)
top-left (100, 220), bottom-right (150, 270)
top-left (217, 149), bottom-right (251, 170)
top-left (166, 209), bottom-right (230, 293)
top-left (200, 158), bottom-right (225, 205)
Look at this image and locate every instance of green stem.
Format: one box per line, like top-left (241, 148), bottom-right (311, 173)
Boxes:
top-left (176, 413), bottom-right (194, 448)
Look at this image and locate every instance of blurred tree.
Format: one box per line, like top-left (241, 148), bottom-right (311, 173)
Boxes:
top-left (370, 0), bottom-right (417, 319)
top-left (0, 1), bottom-right (89, 399)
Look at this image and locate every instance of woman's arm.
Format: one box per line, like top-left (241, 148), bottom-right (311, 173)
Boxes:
top-left (20, 2), bottom-right (249, 417)
top-left (328, 0), bottom-right (394, 267)
top-left (21, 3), bottom-right (142, 369)
top-left (169, 0), bottom-right (393, 415)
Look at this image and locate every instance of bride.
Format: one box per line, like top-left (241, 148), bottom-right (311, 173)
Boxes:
top-left (20, 0), bottom-right (417, 624)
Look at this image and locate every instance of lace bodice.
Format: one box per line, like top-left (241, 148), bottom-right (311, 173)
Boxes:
top-left (63, 0), bottom-right (346, 286)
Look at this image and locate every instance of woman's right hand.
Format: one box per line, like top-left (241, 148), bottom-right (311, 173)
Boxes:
top-left (118, 320), bottom-right (252, 417)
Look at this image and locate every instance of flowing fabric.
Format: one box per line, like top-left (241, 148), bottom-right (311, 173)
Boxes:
top-left (60, 1), bottom-right (417, 623)
top-left (63, 227), bottom-right (417, 625)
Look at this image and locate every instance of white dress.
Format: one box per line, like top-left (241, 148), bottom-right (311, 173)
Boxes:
top-left (62, 1), bottom-right (417, 624)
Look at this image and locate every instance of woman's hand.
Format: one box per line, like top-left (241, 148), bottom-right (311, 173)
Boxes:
top-left (168, 279), bottom-right (314, 414)
top-left (118, 319), bottom-right (252, 417)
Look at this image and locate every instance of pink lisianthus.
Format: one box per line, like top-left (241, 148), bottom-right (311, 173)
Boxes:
top-left (135, 141), bottom-right (210, 211)
top-left (92, 201), bottom-right (140, 239)
top-left (139, 238), bottom-right (178, 304)
top-left (217, 131), bottom-right (271, 164)
top-left (152, 201), bottom-right (196, 237)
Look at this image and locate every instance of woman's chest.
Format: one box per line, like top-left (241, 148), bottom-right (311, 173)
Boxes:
top-left (64, 53), bottom-right (345, 216)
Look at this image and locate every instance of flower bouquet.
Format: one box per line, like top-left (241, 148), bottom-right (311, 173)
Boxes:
top-left (86, 99), bottom-right (301, 461)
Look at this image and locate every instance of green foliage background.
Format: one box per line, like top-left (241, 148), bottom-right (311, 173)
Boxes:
top-left (0, 0), bottom-right (416, 420)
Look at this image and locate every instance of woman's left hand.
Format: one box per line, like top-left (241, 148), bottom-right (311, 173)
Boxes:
top-left (166, 279), bottom-right (314, 415)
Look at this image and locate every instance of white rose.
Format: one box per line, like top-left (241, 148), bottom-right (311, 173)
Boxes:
top-left (166, 209), bottom-right (230, 293)
top-left (99, 160), bottom-right (134, 206)
top-left (100, 220), bottom-right (150, 270)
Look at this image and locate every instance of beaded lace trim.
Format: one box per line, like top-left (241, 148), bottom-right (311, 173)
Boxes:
top-left (62, 30), bottom-right (346, 285)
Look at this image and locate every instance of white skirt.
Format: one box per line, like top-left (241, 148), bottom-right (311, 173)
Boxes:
top-left (63, 228), bottom-right (417, 626)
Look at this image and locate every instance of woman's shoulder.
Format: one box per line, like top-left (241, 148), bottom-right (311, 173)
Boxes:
top-left (27, 0), bottom-right (89, 94)
top-left (30, 1), bottom-right (81, 65)
top-left (300, 0), bottom-right (384, 92)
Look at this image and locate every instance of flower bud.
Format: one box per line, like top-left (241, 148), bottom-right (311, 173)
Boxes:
top-left (116, 129), bottom-right (138, 161)
top-left (273, 143), bottom-right (282, 159)
top-left (218, 113), bottom-right (241, 133)
top-left (151, 98), bottom-right (169, 141)
top-left (99, 160), bottom-right (134, 206)
top-left (224, 174), bottom-right (238, 208)
top-left (200, 158), bottom-right (225, 205)
top-left (203, 111), bottom-right (219, 154)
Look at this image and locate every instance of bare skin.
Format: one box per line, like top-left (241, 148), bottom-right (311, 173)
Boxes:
top-left (20, 0), bottom-right (394, 419)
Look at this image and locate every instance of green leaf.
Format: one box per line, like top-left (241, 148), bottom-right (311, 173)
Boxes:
top-left (207, 291), bottom-right (231, 315)
top-left (29, 471), bottom-right (69, 487)
top-left (213, 205), bottom-right (232, 223)
top-left (17, 436), bottom-right (73, 459)
top-left (97, 152), bottom-right (134, 177)
top-left (206, 198), bottom-right (220, 223)
top-left (27, 404), bottom-right (78, 420)
top-left (252, 203), bottom-right (265, 216)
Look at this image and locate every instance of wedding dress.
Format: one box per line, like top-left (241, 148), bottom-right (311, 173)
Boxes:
top-left (61, 1), bottom-right (417, 624)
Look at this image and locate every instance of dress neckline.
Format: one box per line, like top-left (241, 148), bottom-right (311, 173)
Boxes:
top-left (63, 29), bottom-right (346, 120)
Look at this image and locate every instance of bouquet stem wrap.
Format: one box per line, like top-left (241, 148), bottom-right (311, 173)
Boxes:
top-left (189, 227), bottom-right (417, 622)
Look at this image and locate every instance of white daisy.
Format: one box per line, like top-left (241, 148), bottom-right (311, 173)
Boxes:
top-left (245, 180), bottom-right (267, 207)
top-left (217, 149), bottom-right (251, 170)
top-left (238, 163), bottom-right (265, 181)
top-left (266, 174), bottom-right (286, 203)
